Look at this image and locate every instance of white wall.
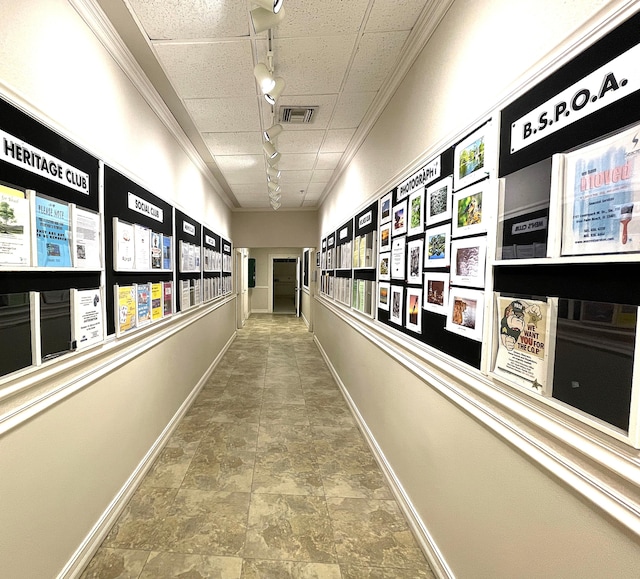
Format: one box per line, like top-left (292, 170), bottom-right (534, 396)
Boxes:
top-left (248, 247), bottom-right (302, 313)
top-left (316, 0), bottom-right (640, 577)
top-left (233, 210), bottom-right (318, 248)
top-left (0, 1), bottom-right (235, 577)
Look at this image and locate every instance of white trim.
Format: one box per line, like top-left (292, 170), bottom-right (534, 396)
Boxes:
top-left (314, 296), bottom-right (640, 538)
top-left (58, 331), bottom-right (236, 579)
top-left (0, 296), bottom-right (235, 436)
top-left (314, 335), bottom-right (454, 579)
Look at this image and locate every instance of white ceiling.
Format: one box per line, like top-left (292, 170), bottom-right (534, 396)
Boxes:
top-left (97, 0), bottom-right (435, 210)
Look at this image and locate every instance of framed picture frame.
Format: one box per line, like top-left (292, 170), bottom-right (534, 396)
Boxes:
top-left (452, 181), bottom-right (487, 238)
top-left (316, 251), bottom-right (321, 267)
top-left (407, 238), bottom-right (423, 284)
top-left (450, 236), bottom-right (487, 288)
top-left (454, 124), bottom-right (490, 190)
top-left (446, 287), bottom-right (484, 341)
top-left (378, 282), bottom-right (390, 311)
top-left (390, 285), bottom-right (404, 326)
top-left (378, 252), bottom-right (390, 281)
top-left (405, 287), bottom-right (423, 333)
top-left (424, 271), bottom-right (449, 315)
top-left (391, 236), bottom-right (406, 280)
top-left (426, 175), bottom-right (453, 227)
top-left (392, 199), bottom-right (408, 237)
top-left (407, 188), bottom-right (424, 236)
top-left (379, 222), bottom-right (391, 253)
top-left (380, 192), bottom-right (392, 224)
top-left (424, 224), bottom-right (451, 268)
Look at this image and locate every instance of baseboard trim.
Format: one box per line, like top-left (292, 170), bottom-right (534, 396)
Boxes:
top-left (59, 332), bottom-right (236, 579)
top-left (314, 335), bottom-right (453, 579)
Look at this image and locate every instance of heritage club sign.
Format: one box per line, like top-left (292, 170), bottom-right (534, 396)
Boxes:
top-left (510, 42), bottom-right (640, 153)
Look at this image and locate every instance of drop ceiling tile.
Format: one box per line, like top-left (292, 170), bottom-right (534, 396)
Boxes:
top-left (303, 198), bottom-right (319, 207)
top-left (330, 91), bottom-right (377, 128)
top-left (154, 40), bottom-right (255, 98)
top-left (279, 154), bottom-right (317, 171)
top-left (279, 170), bottom-right (313, 183)
top-left (128, 0), bottom-right (249, 40)
top-left (366, 0), bottom-right (428, 33)
top-left (280, 196), bottom-right (303, 208)
top-left (275, 130), bottom-right (324, 153)
top-left (215, 154), bottom-right (265, 184)
top-left (320, 129), bottom-right (356, 153)
top-left (269, 94), bottom-right (338, 131)
top-left (229, 183), bottom-right (268, 198)
top-left (275, 0), bottom-right (371, 37)
top-left (186, 97), bottom-right (261, 132)
top-left (277, 182), bottom-right (309, 196)
top-left (315, 152), bottom-right (342, 170)
top-left (343, 31), bottom-right (410, 93)
top-left (203, 132), bottom-right (264, 156)
top-left (306, 182), bottom-right (328, 196)
top-left (271, 36), bottom-right (357, 95)
top-left (311, 169), bottom-right (334, 183)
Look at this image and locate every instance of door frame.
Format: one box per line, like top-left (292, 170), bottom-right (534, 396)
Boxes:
top-left (268, 252), bottom-right (300, 314)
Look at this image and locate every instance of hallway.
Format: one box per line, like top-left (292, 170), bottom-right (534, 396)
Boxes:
top-left (81, 314), bottom-right (433, 578)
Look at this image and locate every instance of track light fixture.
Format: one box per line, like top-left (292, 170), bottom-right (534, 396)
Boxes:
top-left (253, 62), bottom-right (275, 94)
top-left (250, 6), bottom-right (286, 34)
top-left (263, 123), bottom-right (283, 142)
top-left (264, 77), bottom-right (285, 105)
top-left (269, 192), bottom-right (281, 203)
top-left (254, 0), bottom-right (284, 14)
top-left (266, 151), bottom-right (281, 165)
top-left (270, 199), bottom-right (281, 210)
top-left (268, 181), bottom-right (281, 193)
top-left (262, 140), bottom-right (279, 159)
top-left (266, 166), bottom-right (281, 180)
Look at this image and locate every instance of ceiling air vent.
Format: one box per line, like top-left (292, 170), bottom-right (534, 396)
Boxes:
top-left (278, 106), bottom-right (318, 124)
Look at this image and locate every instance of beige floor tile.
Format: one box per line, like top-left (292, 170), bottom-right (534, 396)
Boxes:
top-left (252, 450), bottom-right (323, 496)
top-left (79, 548), bottom-right (149, 579)
top-left (182, 447), bottom-right (256, 492)
top-left (140, 552), bottom-right (243, 579)
top-left (241, 560), bottom-right (342, 579)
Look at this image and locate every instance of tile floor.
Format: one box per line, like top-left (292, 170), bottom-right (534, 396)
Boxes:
top-left (81, 314), bottom-right (434, 579)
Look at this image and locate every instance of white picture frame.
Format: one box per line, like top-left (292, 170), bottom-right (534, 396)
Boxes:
top-left (378, 282), bottom-right (391, 311)
top-left (424, 224), bottom-right (451, 268)
top-left (390, 285), bottom-right (404, 325)
top-left (426, 175), bottom-right (453, 226)
top-left (391, 236), bottom-right (406, 280)
top-left (450, 236), bottom-right (487, 288)
top-left (424, 272), bottom-right (450, 315)
top-left (407, 188), bottom-right (425, 236)
top-left (378, 252), bottom-right (391, 281)
top-left (392, 199), bottom-right (408, 237)
top-left (379, 222), bottom-right (392, 253)
top-left (380, 192), bottom-right (392, 224)
top-left (446, 287), bottom-right (485, 341)
top-left (405, 287), bottom-right (423, 333)
top-left (407, 238), bottom-right (423, 284)
top-left (454, 124), bottom-right (490, 190)
top-left (452, 180), bottom-right (487, 238)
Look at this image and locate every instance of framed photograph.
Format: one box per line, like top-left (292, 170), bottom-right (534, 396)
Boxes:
top-left (454, 124), bottom-right (489, 190)
top-left (378, 282), bottom-right (391, 311)
top-left (424, 224), bottom-right (451, 268)
top-left (426, 175), bottom-right (453, 226)
top-left (446, 287), bottom-right (484, 341)
top-left (407, 188), bottom-right (424, 236)
top-left (452, 181), bottom-right (487, 238)
top-left (379, 222), bottom-right (391, 253)
top-left (378, 252), bottom-right (391, 281)
top-left (405, 287), bottom-right (423, 333)
top-left (380, 192), bottom-right (392, 224)
top-left (390, 285), bottom-right (404, 325)
top-left (407, 238), bottom-right (423, 284)
top-left (391, 236), bottom-right (406, 280)
top-left (450, 236), bottom-right (487, 288)
top-left (316, 251), bottom-right (320, 267)
top-left (561, 122), bottom-right (640, 256)
top-left (392, 199), bottom-right (408, 236)
top-left (424, 272), bottom-right (449, 315)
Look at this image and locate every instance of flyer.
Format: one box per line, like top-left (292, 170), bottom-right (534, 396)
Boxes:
top-left (71, 288), bottom-right (104, 349)
top-left (493, 295), bottom-right (555, 394)
top-left (562, 123), bottom-right (640, 255)
top-left (0, 184), bottom-right (30, 266)
top-left (35, 194), bottom-right (72, 267)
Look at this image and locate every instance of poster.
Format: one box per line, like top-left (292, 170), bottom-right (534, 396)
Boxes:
top-left (71, 288), bottom-right (104, 349)
top-left (151, 282), bottom-right (163, 320)
top-left (391, 236), bottom-right (406, 280)
top-left (72, 206), bottom-right (101, 269)
top-left (445, 287), bottom-right (484, 341)
top-left (35, 194), bottom-right (72, 267)
top-left (0, 184), bottom-right (30, 266)
top-left (424, 224), bottom-right (451, 268)
top-left (407, 188), bottom-right (424, 236)
top-left (114, 219), bottom-right (134, 270)
top-left (426, 175), bottom-right (453, 226)
top-left (136, 282), bottom-right (152, 326)
top-left (452, 181), bottom-right (486, 238)
top-left (116, 285), bottom-right (136, 335)
top-left (407, 238), bottom-right (423, 284)
top-left (450, 236), bottom-right (487, 288)
top-left (424, 272), bottom-right (449, 314)
top-left (562, 123), bottom-right (640, 255)
top-left (493, 295), bottom-right (555, 395)
top-left (151, 232), bottom-right (162, 269)
top-left (163, 281), bottom-right (174, 316)
top-left (406, 288), bottom-right (422, 333)
top-left (134, 224), bottom-right (151, 270)
top-left (390, 285), bottom-right (404, 325)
